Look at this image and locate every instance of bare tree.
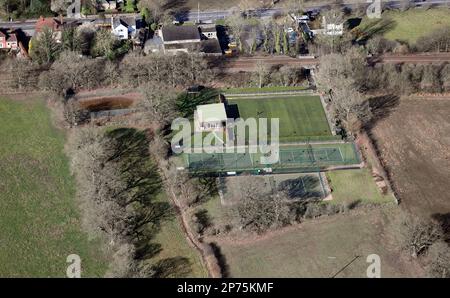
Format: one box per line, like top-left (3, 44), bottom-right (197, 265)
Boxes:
top-left (226, 12), bottom-right (246, 52)
top-left (238, 0), bottom-right (252, 17)
top-left (254, 60), bottom-right (270, 88)
top-left (51, 0), bottom-right (69, 14)
top-left (138, 0), bottom-right (169, 23)
top-left (283, 0), bottom-right (305, 15)
top-left (441, 63), bottom-right (450, 92)
top-left (316, 48), bottom-right (370, 133)
top-left (92, 29), bottom-right (118, 58)
top-left (63, 98), bottom-right (90, 126)
top-left (427, 241), bottom-right (450, 278)
top-left (233, 176), bottom-right (290, 234)
top-left (399, 215), bottom-right (443, 258)
top-left (4, 58), bottom-right (41, 90)
top-left (420, 65), bottom-right (441, 92)
top-left (331, 79), bottom-right (371, 133)
top-left (398, 0), bottom-right (412, 12)
top-left (38, 50), bottom-right (104, 94)
top-left (316, 47), bottom-right (367, 93)
top-left (139, 81), bottom-right (178, 125)
top-left (103, 60), bottom-right (119, 87)
top-left (416, 26), bottom-right (450, 53)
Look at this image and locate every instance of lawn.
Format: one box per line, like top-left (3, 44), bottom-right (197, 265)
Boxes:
top-left (149, 193), bottom-right (208, 278)
top-left (0, 98), bottom-right (108, 277)
top-left (326, 169), bottom-right (395, 205)
top-left (361, 8), bottom-right (450, 44)
top-left (227, 95), bottom-right (332, 142)
top-left (217, 206), bottom-right (421, 277)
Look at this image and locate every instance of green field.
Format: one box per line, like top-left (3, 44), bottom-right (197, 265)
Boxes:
top-left (149, 194), bottom-right (208, 277)
top-left (326, 169), bottom-right (395, 205)
top-left (0, 98), bottom-right (108, 277)
top-left (227, 95), bottom-right (332, 142)
top-left (360, 8), bottom-right (450, 44)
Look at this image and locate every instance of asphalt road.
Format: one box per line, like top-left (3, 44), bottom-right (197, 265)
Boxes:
top-left (181, 0), bottom-right (450, 22)
top-left (2, 0), bottom-right (450, 30)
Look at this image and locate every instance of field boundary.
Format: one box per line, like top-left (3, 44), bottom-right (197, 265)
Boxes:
top-left (223, 90), bottom-right (315, 98)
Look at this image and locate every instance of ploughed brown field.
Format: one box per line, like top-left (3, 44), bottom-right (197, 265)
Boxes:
top-left (370, 97), bottom-right (450, 218)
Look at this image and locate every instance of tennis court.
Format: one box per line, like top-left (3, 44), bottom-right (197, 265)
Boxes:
top-left (219, 173), bottom-right (327, 206)
top-left (185, 143), bottom-right (360, 174)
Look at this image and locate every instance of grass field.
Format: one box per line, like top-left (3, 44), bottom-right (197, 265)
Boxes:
top-left (326, 169), bottom-right (395, 205)
top-left (0, 98), bottom-right (108, 277)
top-left (227, 95), bottom-right (332, 142)
top-left (149, 194), bottom-right (208, 278)
top-left (360, 8), bottom-right (450, 44)
top-left (217, 206), bottom-right (422, 277)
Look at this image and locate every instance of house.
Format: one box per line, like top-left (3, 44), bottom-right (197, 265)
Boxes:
top-left (199, 24), bottom-right (218, 39)
top-left (86, 18), bottom-right (111, 29)
top-left (143, 35), bottom-right (164, 54)
top-left (194, 103), bottom-right (228, 132)
top-left (100, 0), bottom-right (117, 10)
top-left (159, 25), bottom-right (201, 53)
top-left (111, 16), bottom-right (136, 40)
top-left (200, 39), bottom-right (222, 56)
top-left (0, 30), bottom-right (6, 49)
top-left (35, 16), bottom-right (76, 43)
top-left (35, 16), bottom-right (63, 33)
top-left (0, 29), bottom-right (18, 50)
top-left (321, 16), bottom-right (344, 36)
top-left (147, 25), bottom-right (222, 55)
top-left (6, 33), bottom-right (17, 49)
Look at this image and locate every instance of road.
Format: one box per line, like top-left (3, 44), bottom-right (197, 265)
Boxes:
top-left (181, 0), bottom-right (450, 22)
top-left (2, 0), bottom-right (450, 30)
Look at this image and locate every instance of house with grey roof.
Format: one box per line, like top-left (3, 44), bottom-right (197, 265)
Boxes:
top-left (111, 16), bottom-right (136, 40)
top-left (159, 25), bottom-right (201, 53)
top-left (155, 25), bottom-right (222, 55)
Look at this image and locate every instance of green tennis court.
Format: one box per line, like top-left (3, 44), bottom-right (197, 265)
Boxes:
top-left (185, 143), bottom-right (360, 174)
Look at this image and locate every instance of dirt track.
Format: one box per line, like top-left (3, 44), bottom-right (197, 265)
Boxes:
top-left (370, 96), bottom-right (450, 217)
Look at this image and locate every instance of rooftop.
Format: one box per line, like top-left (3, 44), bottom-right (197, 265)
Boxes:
top-left (112, 16), bottom-right (136, 28)
top-left (161, 25), bottom-right (201, 42)
top-left (199, 24), bottom-right (217, 33)
top-left (196, 103), bottom-right (227, 122)
top-left (7, 33), bottom-right (17, 42)
top-left (35, 17), bottom-right (61, 32)
top-left (200, 39), bottom-right (222, 54)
